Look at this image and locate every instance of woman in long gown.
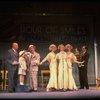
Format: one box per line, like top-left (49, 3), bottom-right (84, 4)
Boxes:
top-left (56, 44), bottom-right (67, 91)
top-left (65, 44), bottom-right (83, 90)
top-left (40, 44), bottom-right (57, 92)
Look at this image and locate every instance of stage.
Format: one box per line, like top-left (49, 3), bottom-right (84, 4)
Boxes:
top-left (0, 87), bottom-right (100, 99)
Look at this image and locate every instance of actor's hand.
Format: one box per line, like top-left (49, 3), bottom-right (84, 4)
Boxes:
top-left (12, 61), bottom-right (19, 65)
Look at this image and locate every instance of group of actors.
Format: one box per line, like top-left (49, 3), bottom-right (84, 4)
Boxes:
top-left (6, 42), bottom-right (89, 92)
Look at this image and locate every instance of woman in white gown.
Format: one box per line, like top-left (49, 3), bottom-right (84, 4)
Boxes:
top-left (40, 44), bottom-right (57, 92)
top-left (56, 44), bottom-right (67, 91)
top-left (65, 44), bottom-right (83, 90)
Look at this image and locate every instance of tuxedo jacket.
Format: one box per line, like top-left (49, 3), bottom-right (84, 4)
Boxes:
top-left (80, 52), bottom-right (89, 67)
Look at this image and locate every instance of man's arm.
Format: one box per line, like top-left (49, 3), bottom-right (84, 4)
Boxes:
top-left (7, 50), bottom-right (13, 65)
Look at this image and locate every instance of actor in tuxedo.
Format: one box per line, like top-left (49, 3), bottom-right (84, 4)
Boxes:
top-left (78, 46), bottom-right (89, 89)
top-left (7, 43), bottom-right (19, 92)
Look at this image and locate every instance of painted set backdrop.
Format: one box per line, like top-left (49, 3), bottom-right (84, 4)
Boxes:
top-left (0, 14), bottom-right (95, 86)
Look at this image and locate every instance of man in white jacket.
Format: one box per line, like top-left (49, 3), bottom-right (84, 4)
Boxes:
top-left (28, 45), bottom-right (40, 92)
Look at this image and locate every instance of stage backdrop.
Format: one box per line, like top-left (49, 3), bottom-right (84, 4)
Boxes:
top-left (0, 14), bottom-right (95, 86)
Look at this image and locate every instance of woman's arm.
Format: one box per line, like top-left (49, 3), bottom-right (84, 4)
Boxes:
top-left (72, 53), bottom-right (84, 64)
top-left (40, 54), bottom-right (49, 65)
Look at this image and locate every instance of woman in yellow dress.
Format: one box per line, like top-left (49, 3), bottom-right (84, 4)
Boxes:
top-left (56, 44), bottom-right (67, 91)
top-left (40, 44), bottom-right (57, 92)
top-left (65, 44), bottom-right (83, 90)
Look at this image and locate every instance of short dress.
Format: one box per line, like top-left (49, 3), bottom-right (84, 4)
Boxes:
top-left (18, 57), bottom-right (27, 75)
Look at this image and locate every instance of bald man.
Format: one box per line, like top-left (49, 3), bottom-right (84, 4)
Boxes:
top-left (7, 42), bottom-right (19, 92)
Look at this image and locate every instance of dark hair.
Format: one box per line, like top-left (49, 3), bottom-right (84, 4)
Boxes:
top-left (75, 48), bottom-right (80, 52)
top-left (82, 46), bottom-right (88, 50)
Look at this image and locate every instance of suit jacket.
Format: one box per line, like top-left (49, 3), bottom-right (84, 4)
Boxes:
top-left (6, 49), bottom-right (19, 70)
top-left (29, 52), bottom-right (40, 66)
top-left (80, 51), bottom-right (89, 67)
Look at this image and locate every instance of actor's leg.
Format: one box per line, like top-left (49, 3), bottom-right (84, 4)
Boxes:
top-left (33, 71), bottom-right (38, 91)
top-left (14, 68), bottom-right (18, 87)
top-left (83, 67), bottom-right (89, 89)
top-left (29, 68), bottom-right (34, 90)
top-left (8, 70), bottom-right (14, 92)
top-left (78, 68), bottom-right (84, 88)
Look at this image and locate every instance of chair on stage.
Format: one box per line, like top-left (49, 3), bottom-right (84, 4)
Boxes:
top-left (96, 78), bottom-right (100, 90)
top-left (4, 70), bottom-right (8, 90)
top-left (0, 70), bottom-right (4, 90)
top-left (41, 70), bottom-right (50, 88)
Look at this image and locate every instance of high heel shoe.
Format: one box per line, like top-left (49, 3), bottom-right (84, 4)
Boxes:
top-left (46, 88), bottom-right (50, 92)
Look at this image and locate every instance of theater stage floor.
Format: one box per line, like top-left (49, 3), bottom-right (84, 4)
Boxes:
top-left (0, 87), bottom-right (100, 99)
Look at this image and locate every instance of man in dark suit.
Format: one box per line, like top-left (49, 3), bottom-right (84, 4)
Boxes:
top-left (78, 46), bottom-right (89, 89)
top-left (6, 42), bottom-right (19, 92)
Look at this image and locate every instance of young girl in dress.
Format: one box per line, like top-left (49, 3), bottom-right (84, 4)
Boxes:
top-left (18, 50), bottom-right (27, 85)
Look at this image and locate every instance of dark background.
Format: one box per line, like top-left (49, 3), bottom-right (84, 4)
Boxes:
top-left (0, 0), bottom-right (100, 86)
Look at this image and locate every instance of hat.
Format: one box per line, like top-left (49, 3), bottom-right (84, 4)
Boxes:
top-left (49, 44), bottom-right (57, 51)
top-left (58, 44), bottom-right (65, 50)
top-left (65, 44), bottom-right (73, 50)
top-left (19, 50), bottom-right (26, 57)
top-left (28, 45), bottom-right (36, 49)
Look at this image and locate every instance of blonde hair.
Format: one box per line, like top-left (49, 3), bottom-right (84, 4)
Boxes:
top-left (65, 44), bottom-right (73, 50)
top-left (49, 44), bottom-right (57, 51)
top-left (58, 44), bottom-right (65, 50)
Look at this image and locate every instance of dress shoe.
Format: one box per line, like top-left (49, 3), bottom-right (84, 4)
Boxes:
top-left (8, 89), bottom-right (15, 93)
top-left (13, 88), bottom-right (15, 92)
top-left (51, 88), bottom-right (57, 91)
top-left (74, 88), bottom-right (78, 91)
top-left (59, 89), bottom-right (66, 92)
top-left (78, 87), bottom-right (84, 89)
top-left (46, 88), bottom-right (50, 92)
top-left (86, 87), bottom-right (89, 89)
top-left (34, 90), bottom-right (38, 92)
top-left (8, 90), bottom-right (14, 93)
top-left (29, 89), bottom-right (33, 92)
